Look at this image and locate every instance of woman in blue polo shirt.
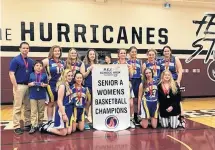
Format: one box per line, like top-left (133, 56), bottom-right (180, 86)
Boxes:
top-left (9, 42), bottom-right (34, 134)
top-left (28, 60), bottom-right (48, 134)
top-left (42, 45), bottom-right (65, 124)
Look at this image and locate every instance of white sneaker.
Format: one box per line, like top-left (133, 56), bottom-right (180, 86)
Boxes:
top-left (130, 120), bottom-right (135, 128)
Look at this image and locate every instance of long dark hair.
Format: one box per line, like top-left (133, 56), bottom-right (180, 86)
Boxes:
top-left (161, 45), bottom-right (172, 57)
top-left (142, 68), bottom-right (154, 91)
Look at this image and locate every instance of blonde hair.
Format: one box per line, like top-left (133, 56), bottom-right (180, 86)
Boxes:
top-left (147, 48), bottom-right (157, 56)
top-left (48, 45), bottom-right (62, 59)
top-left (159, 70), bottom-right (178, 95)
top-left (83, 49), bottom-right (98, 65)
top-left (56, 69), bottom-right (72, 96)
top-left (65, 48), bottom-right (81, 69)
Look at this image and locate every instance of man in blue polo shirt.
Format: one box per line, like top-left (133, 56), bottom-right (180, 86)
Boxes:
top-left (9, 42), bottom-right (34, 134)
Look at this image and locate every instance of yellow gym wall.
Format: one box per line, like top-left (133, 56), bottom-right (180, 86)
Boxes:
top-left (1, 0), bottom-right (214, 50)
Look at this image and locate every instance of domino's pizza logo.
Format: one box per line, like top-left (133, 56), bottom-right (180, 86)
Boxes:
top-left (207, 60), bottom-right (215, 82)
top-left (105, 116), bottom-right (119, 129)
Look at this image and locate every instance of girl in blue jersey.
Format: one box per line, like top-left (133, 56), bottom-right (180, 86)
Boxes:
top-left (160, 46), bottom-right (185, 125)
top-left (142, 49), bottom-right (161, 82)
top-left (42, 45), bottom-right (65, 123)
top-left (65, 48), bottom-right (82, 85)
top-left (28, 60), bottom-right (48, 134)
top-left (113, 48), bottom-right (135, 128)
top-left (127, 46), bottom-right (142, 125)
top-left (138, 68), bottom-right (159, 129)
top-left (70, 72), bottom-right (91, 132)
top-left (40, 69), bottom-right (74, 136)
top-left (160, 46), bottom-right (183, 86)
top-left (80, 49), bottom-right (98, 128)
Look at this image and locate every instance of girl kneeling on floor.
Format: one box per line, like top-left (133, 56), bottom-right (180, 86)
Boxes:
top-left (70, 72), bottom-right (91, 132)
top-left (40, 69), bottom-right (74, 136)
top-left (138, 68), bottom-right (159, 129)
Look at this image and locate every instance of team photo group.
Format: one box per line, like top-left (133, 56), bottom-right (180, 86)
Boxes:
top-left (9, 42), bottom-right (186, 136)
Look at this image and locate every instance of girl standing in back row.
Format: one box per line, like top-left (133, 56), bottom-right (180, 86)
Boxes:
top-left (42, 45), bottom-right (65, 124)
top-left (65, 48), bottom-right (82, 85)
top-left (127, 46), bottom-right (142, 125)
top-left (80, 49), bottom-right (99, 129)
top-left (113, 48), bottom-right (135, 128)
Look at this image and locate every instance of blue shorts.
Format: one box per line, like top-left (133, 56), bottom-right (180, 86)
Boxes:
top-left (131, 78), bottom-right (141, 98)
top-left (140, 101), bottom-right (159, 119)
top-left (46, 85), bottom-right (58, 102)
top-left (72, 108), bottom-right (85, 123)
top-left (54, 104), bottom-right (74, 128)
top-left (86, 87), bottom-right (92, 104)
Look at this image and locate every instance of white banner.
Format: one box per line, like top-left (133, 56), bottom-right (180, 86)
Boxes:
top-left (92, 64), bottom-right (130, 131)
top-left (93, 130), bottom-right (131, 150)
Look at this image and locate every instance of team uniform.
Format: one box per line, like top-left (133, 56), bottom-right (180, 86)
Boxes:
top-left (29, 72), bottom-right (48, 127)
top-left (46, 59), bottom-right (65, 102)
top-left (140, 80), bottom-right (159, 119)
top-left (70, 85), bottom-right (91, 123)
top-left (84, 64), bottom-right (93, 96)
top-left (127, 59), bottom-right (142, 98)
top-left (113, 60), bottom-right (134, 98)
top-left (160, 56), bottom-right (178, 80)
top-left (69, 61), bottom-right (82, 85)
top-left (144, 60), bottom-right (161, 82)
top-left (54, 85), bottom-right (73, 128)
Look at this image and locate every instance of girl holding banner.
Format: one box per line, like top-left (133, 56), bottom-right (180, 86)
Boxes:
top-left (42, 46), bottom-right (65, 124)
top-left (138, 68), bottom-right (159, 129)
top-left (127, 46), bottom-right (142, 125)
top-left (40, 69), bottom-right (74, 136)
top-left (80, 49), bottom-right (99, 128)
top-left (70, 72), bottom-right (91, 132)
top-left (65, 48), bottom-right (82, 84)
top-left (113, 48), bottom-right (135, 128)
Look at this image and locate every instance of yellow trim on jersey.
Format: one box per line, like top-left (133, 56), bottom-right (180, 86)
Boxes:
top-left (86, 88), bottom-right (91, 103)
top-left (154, 103), bottom-right (159, 119)
top-left (47, 85), bottom-right (54, 102)
top-left (72, 107), bottom-right (77, 122)
top-left (142, 97), bottom-right (150, 119)
top-left (46, 64), bottom-right (52, 81)
top-left (81, 108), bottom-right (85, 121)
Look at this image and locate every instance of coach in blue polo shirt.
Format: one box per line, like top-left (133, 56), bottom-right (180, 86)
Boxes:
top-left (9, 42), bottom-right (34, 134)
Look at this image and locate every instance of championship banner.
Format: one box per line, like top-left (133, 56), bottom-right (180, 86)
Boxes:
top-left (93, 130), bottom-right (131, 150)
top-left (92, 64), bottom-right (130, 131)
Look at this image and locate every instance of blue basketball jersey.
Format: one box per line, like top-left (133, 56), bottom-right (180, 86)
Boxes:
top-left (113, 60), bottom-right (131, 80)
top-left (144, 60), bottom-right (161, 81)
top-left (142, 80), bottom-right (158, 102)
top-left (160, 56), bottom-right (178, 80)
top-left (61, 85), bottom-right (72, 106)
top-left (70, 85), bottom-right (88, 108)
top-left (46, 59), bottom-right (65, 85)
top-left (70, 61), bottom-right (82, 75)
top-left (84, 64), bottom-right (92, 88)
top-left (127, 59), bottom-right (141, 79)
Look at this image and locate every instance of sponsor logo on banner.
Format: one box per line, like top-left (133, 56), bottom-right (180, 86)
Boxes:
top-left (105, 115), bottom-right (119, 129)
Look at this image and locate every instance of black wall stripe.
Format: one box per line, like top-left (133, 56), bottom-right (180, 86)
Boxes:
top-left (0, 46), bottom-right (209, 55)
